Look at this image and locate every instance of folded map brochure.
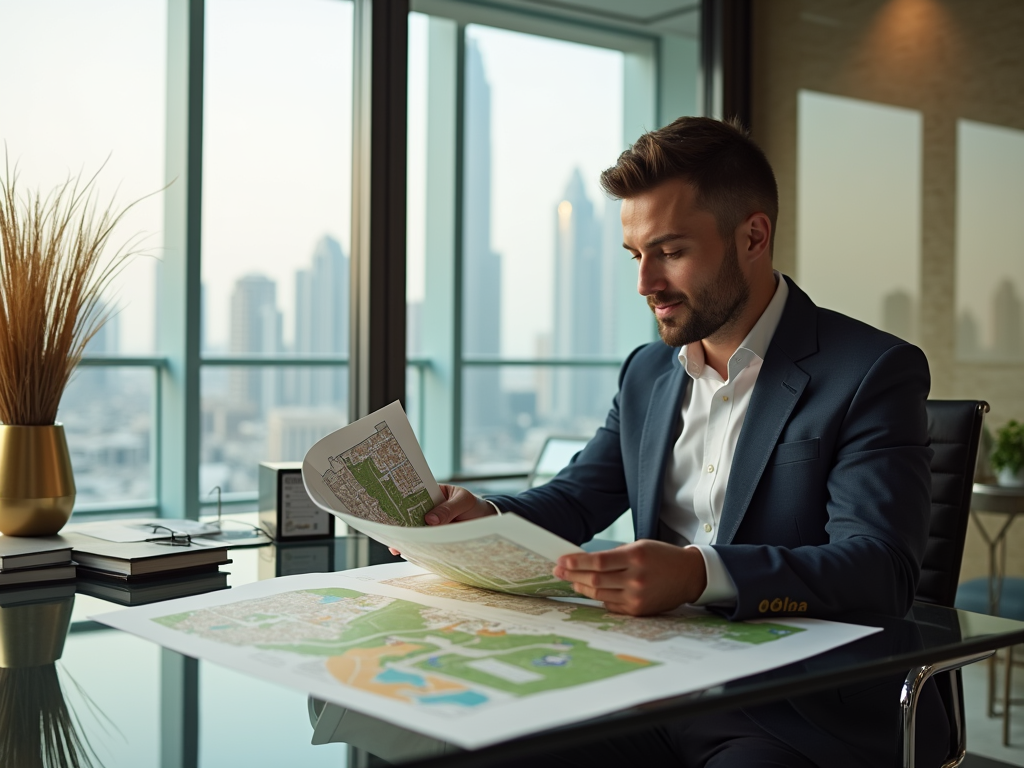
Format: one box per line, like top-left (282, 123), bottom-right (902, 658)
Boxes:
top-left (302, 401), bottom-right (583, 597)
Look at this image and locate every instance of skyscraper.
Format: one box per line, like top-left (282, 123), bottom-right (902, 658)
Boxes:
top-left (229, 274), bottom-right (281, 410)
top-left (293, 235), bottom-right (350, 407)
top-left (552, 168), bottom-right (608, 422)
top-left (462, 39), bottom-right (503, 439)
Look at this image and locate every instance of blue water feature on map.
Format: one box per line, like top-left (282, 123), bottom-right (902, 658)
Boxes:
top-left (375, 668), bottom-right (428, 687)
top-left (532, 655), bottom-right (569, 667)
top-left (426, 656), bottom-right (441, 667)
top-left (211, 625), bottom-right (232, 630)
top-left (417, 691), bottom-right (488, 707)
top-left (319, 595), bottom-right (343, 604)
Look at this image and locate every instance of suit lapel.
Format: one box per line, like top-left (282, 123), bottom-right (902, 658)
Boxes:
top-left (718, 277), bottom-right (818, 545)
top-left (636, 362), bottom-right (688, 540)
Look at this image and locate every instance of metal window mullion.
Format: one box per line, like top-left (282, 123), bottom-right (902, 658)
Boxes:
top-left (350, 0), bottom-right (409, 423)
top-left (700, 0), bottom-right (751, 125)
top-left (153, 361), bottom-right (162, 509)
top-left (452, 22), bottom-right (466, 475)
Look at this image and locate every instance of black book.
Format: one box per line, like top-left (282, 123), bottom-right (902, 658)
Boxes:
top-left (61, 533), bottom-right (231, 578)
top-left (0, 535), bottom-right (73, 571)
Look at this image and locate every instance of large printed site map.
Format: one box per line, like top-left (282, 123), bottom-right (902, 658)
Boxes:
top-left (321, 420), bottom-right (433, 526)
top-left (154, 586), bottom-right (653, 711)
top-left (96, 566), bottom-right (881, 749)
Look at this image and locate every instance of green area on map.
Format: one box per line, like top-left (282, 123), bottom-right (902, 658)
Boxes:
top-left (156, 589), bottom-right (655, 701)
top-left (345, 456), bottom-right (433, 526)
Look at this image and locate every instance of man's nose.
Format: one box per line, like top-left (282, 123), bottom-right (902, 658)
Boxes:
top-left (636, 255), bottom-right (666, 296)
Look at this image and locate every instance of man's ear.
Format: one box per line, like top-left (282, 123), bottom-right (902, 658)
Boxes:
top-left (738, 212), bottom-right (772, 264)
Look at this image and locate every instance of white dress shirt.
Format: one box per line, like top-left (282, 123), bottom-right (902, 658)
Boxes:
top-left (659, 272), bottom-right (789, 606)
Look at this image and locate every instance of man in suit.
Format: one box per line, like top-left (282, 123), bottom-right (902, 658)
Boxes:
top-left (420, 117), bottom-right (943, 767)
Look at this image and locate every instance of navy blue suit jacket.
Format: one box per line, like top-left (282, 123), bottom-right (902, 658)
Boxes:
top-left (490, 276), bottom-right (932, 622)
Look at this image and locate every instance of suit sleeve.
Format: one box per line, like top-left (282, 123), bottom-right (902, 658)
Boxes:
top-left (483, 349), bottom-right (640, 545)
top-left (712, 343), bottom-right (932, 621)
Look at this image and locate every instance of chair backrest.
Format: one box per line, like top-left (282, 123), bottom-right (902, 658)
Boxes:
top-left (916, 400), bottom-right (989, 606)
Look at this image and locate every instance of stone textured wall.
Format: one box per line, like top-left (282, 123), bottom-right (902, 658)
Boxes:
top-left (751, 0), bottom-right (1024, 581)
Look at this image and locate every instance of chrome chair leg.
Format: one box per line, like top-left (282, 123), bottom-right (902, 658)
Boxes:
top-left (900, 651), bottom-right (995, 768)
top-left (1005, 644), bottom-right (1014, 746)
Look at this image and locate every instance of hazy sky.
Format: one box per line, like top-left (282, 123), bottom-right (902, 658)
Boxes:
top-left (0, 0), bottom-right (166, 354)
top-left (408, 15), bottom-right (627, 358)
top-left (1, 0), bottom-right (632, 356)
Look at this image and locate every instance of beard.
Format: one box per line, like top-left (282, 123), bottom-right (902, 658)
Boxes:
top-left (648, 241), bottom-right (751, 348)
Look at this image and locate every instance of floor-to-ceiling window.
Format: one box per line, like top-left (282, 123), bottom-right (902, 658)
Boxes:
top-left (199, 0), bottom-right (354, 500)
top-left (406, 2), bottom-right (700, 499)
top-left (0, 0), bottom-right (167, 511)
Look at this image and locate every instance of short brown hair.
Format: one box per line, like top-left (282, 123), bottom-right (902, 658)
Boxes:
top-left (600, 117), bottom-right (778, 247)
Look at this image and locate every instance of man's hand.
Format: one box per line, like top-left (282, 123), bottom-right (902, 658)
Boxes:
top-left (424, 484), bottom-right (496, 526)
top-left (553, 540), bottom-right (708, 616)
top-left (388, 484), bottom-right (496, 555)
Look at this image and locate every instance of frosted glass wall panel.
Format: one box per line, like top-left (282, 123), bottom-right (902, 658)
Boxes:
top-left (797, 91), bottom-right (921, 340)
top-left (955, 120), bottom-right (1024, 362)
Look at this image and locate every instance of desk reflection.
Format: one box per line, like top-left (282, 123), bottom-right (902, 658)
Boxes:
top-left (0, 584), bottom-right (94, 767)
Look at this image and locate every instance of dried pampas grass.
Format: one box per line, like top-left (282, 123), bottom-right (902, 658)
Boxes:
top-left (0, 155), bottom-right (149, 425)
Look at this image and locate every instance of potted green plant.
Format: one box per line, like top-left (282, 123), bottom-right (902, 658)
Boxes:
top-left (991, 420), bottom-right (1024, 487)
top-left (0, 159), bottom-right (144, 536)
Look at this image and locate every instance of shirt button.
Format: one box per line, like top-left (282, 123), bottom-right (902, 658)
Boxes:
top-left (722, 395), bottom-right (729, 402)
top-left (707, 464), bottom-right (714, 473)
top-left (704, 523), bottom-right (713, 533)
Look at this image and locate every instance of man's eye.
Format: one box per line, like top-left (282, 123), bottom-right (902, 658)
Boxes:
top-left (663, 250), bottom-right (682, 259)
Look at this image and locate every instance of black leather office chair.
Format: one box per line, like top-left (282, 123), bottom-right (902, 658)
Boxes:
top-left (900, 400), bottom-right (989, 768)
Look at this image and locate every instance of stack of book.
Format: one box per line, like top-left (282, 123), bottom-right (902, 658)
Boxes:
top-left (0, 536), bottom-right (76, 586)
top-left (61, 533), bottom-right (231, 582)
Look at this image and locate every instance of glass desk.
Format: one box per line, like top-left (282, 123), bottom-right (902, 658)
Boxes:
top-left (5, 533), bottom-right (1024, 768)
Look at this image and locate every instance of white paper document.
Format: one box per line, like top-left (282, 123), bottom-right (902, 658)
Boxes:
top-left (302, 401), bottom-right (582, 597)
top-left (68, 519), bottom-right (222, 543)
top-left (93, 562), bottom-right (881, 750)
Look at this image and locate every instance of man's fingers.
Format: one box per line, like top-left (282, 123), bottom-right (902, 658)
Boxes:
top-left (554, 566), bottom-right (629, 589)
top-left (567, 582), bottom-right (623, 603)
top-left (557, 546), bottom-right (632, 573)
top-left (424, 502), bottom-right (462, 525)
top-left (388, 547), bottom-right (401, 556)
top-left (602, 600), bottom-right (645, 617)
top-left (425, 485), bottom-right (495, 525)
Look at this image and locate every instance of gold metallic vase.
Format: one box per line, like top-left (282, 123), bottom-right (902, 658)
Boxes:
top-left (0, 424), bottom-right (75, 536)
